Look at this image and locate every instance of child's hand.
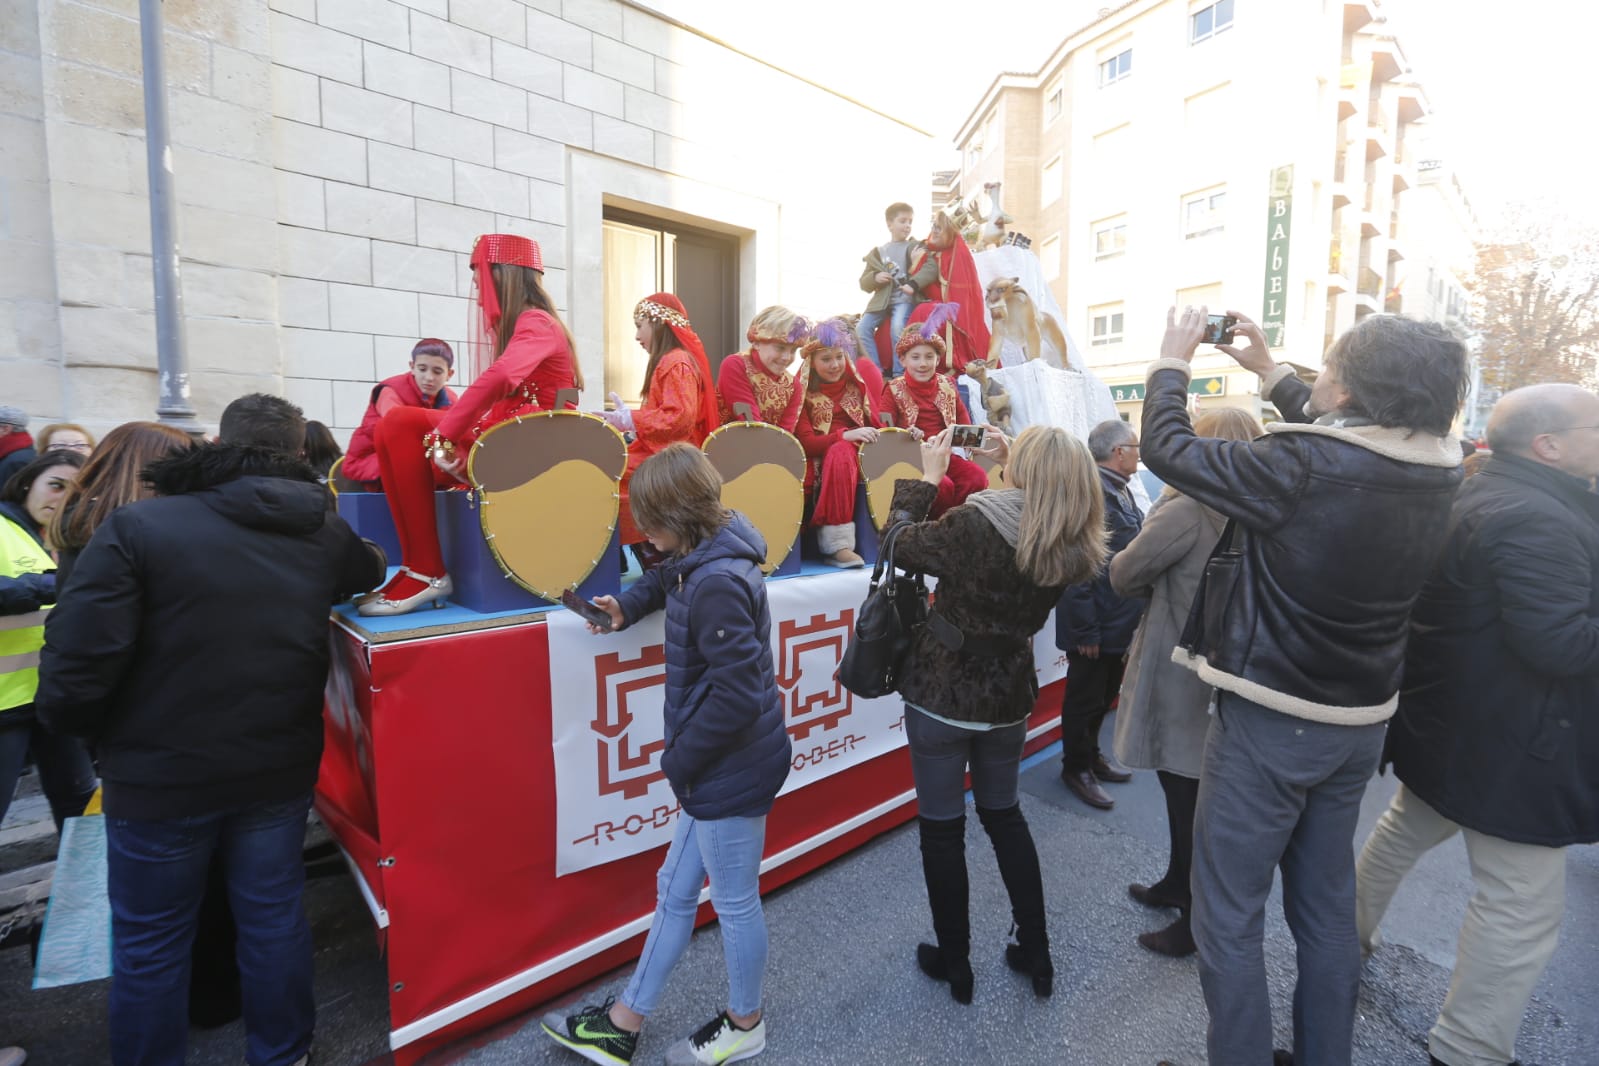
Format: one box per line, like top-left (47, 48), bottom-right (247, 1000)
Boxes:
top-left (874, 271), bottom-right (893, 285)
top-left (899, 285), bottom-right (915, 297)
top-left (587, 595), bottom-right (624, 634)
top-left (843, 427), bottom-right (879, 444)
top-left (909, 427), bottom-right (926, 442)
top-left (433, 453), bottom-right (468, 482)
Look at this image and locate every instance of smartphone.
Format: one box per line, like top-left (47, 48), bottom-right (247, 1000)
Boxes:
top-left (560, 588), bottom-right (614, 630)
top-left (1201, 314), bottom-right (1238, 345)
top-left (950, 424), bottom-right (987, 449)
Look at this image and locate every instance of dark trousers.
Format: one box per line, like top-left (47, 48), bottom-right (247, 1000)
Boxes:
top-left (0, 715), bottom-right (97, 831)
top-left (1059, 653), bottom-right (1126, 772)
top-left (1154, 770), bottom-right (1200, 904)
top-left (106, 793), bottom-right (315, 1066)
top-left (1191, 692), bottom-right (1385, 1066)
top-left (904, 707), bottom-right (1026, 821)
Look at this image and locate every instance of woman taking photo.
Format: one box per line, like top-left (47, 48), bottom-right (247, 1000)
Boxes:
top-left (889, 425), bottom-right (1106, 1003)
top-left (1109, 407), bottom-right (1263, 958)
top-left (0, 450), bottom-right (94, 832)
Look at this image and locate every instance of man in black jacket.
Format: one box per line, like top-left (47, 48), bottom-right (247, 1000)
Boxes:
top-left (1142, 308), bottom-right (1469, 1066)
top-left (1356, 383), bottom-right (1599, 1066)
top-left (1055, 418), bottom-right (1145, 809)
top-left (37, 395), bottom-right (385, 1066)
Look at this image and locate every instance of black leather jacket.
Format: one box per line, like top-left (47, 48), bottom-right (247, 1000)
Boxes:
top-left (1140, 361), bottom-right (1463, 725)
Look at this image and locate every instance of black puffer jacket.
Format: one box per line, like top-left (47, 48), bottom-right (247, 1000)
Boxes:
top-left (1387, 454), bottom-right (1599, 846)
top-left (36, 443), bottom-right (386, 819)
top-left (1056, 467), bottom-right (1146, 655)
top-left (1141, 361), bottom-right (1462, 725)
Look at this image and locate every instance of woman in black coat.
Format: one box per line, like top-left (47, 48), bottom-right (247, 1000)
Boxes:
top-left (888, 426), bottom-right (1106, 1002)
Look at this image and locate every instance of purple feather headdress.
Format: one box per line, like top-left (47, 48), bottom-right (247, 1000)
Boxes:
top-left (785, 315), bottom-right (815, 345)
top-left (922, 302), bottom-right (960, 335)
top-left (811, 317), bottom-right (856, 353)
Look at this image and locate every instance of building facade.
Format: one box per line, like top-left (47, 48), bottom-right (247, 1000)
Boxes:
top-left (2, 0), bottom-right (933, 438)
top-left (948, 0), bottom-right (1474, 421)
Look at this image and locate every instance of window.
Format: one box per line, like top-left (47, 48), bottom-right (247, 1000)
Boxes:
top-left (1045, 81), bottom-right (1064, 123)
top-left (1190, 0), bottom-right (1234, 44)
top-left (1090, 305), bottom-right (1125, 346)
top-left (1183, 187), bottom-right (1226, 238)
top-left (1093, 217), bottom-right (1128, 258)
top-left (1099, 49), bottom-right (1132, 86)
top-left (1041, 235), bottom-right (1061, 281)
top-left (1041, 155), bottom-right (1063, 207)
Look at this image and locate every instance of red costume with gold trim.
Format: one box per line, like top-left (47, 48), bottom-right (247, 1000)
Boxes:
top-left (793, 323), bottom-right (885, 528)
top-left (882, 326), bottom-right (988, 516)
top-left (907, 214), bottom-right (992, 375)
top-left (618, 294), bottom-right (721, 545)
top-left (716, 352), bottom-right (800, 430)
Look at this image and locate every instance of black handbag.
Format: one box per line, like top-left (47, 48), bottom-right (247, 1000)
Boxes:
top-left (836, 521), bottom-right (929, 698)
top-left (1178, 517), bottom-right (1244, 659)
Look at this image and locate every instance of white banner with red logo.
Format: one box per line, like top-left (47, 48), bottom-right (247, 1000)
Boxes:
top-left (547, 568), bottom-right (1067, 875)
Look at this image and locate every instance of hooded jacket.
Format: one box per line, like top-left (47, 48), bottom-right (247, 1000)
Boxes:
top-left (616, 513), bottom-right (791, 820)
top-left (1056, 465), bottom-right (1147, 656)
top-left (36, 443), bottom-right (387, 819)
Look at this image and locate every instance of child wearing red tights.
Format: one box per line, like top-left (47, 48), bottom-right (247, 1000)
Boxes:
top-left (360, 234), bottom-right (579, 616)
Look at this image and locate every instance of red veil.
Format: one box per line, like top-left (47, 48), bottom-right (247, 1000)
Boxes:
top-left (908, 218), bottom-right (991, 374)
top-left (634, 293), bottom-right (720, 441)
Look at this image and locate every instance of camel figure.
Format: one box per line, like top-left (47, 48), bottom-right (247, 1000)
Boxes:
top-left (986, 276), bottom-right (1072, 370)
top-left (975, 182), bottom-right (1014, 251)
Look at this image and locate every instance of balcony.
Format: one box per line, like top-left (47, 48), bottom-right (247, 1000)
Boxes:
top-left (1337, 63), bottom-right (1364, 121)
top-left (1354, 265), bottom-right (1384, 312)
top-left (1364, 100), bottom-right (1393, 160)
top-left (1343, 0), bottom-right (1377, 34)
top-left (1328, 238), bottom-right (1351, 294)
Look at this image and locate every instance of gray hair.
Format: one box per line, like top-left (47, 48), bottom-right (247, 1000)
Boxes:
top-left (1087, 418), bottom-right (1136, 462)
top-left (0, 405), bottom-right (26, 431)
top-left (1487, 383), bottom-right (1597, 455)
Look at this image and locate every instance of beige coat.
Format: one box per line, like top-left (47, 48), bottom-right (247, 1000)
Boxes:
top-left (1108, 492), bottom-right (1227, 777)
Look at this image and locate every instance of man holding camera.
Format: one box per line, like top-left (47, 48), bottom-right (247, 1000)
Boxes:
top-left (1141, 308), bottom-right (1469, 1066)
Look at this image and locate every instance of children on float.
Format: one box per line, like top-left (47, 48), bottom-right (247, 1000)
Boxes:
top-left (601, 295), bottom-right (721, 562)
top-left (857, 202), bottom-right (938, 377)
top-left (880, 322), bottom-right (990, 516)
top-left (543, 443), bottom-right (790, 1066)
top-left (341, 339), bottom-right (457, 485)
top-left (359, 234), bottom-right (579, 616)
top-left (792, 318), bottom-right (885, 567)
top-left (715, 305), bottom-right (809, 430)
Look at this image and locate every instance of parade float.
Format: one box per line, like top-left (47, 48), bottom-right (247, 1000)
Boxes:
top-left (316, 212), bottom-right (1116, 1062)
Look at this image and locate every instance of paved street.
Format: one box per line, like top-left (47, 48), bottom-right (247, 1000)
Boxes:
top-left (3, 723), bottom-right (1595, 1065)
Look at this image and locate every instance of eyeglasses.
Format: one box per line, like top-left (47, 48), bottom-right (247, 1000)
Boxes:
top-left (1117, 443), bottom-right (1141, 452)
top-left (47, 442), bottom-right (91, 453)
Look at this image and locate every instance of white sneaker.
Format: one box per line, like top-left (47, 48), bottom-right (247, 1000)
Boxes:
top-left (664, 1013), bottom-right (765, 1065)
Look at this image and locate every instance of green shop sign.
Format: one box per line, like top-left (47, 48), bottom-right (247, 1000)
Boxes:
top-left (1261, 165), bottom-right (1293, 349)
top-left (1110, 376), bottom-right (1227, 403)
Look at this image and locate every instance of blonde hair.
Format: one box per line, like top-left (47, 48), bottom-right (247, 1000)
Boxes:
top-left (1161, 408), bottom-right (1264, 500)
top-left (629, 443), bottom-right (730, 554)
top-left (746, 305), bottom-right (800, 345)
top-left (1006, 426), bottom-right (1107, 586)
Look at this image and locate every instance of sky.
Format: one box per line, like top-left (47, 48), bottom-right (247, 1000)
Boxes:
top-left (643, 0), bottom-right (1594, 232)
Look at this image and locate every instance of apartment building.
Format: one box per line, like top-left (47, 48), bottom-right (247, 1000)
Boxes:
top-left (948, 0), bottom-right (1474, 420)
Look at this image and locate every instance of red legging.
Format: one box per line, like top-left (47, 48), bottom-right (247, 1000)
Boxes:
top-left (933, 454), bottom-right (989, 517)
top-left (809, 439), bottom-right (861, 527)
top-left (373, 406), bottom-right (458, 580)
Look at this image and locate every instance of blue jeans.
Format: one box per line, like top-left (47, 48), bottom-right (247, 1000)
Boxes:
top-left (0, 715), bottom-right (97, 832)
top-left (856, 301), bottom-right (913, 376)
top-left (904, 707), bottom-right (1027, 821)
top-left (621, 813), bottom-right (769, 1018)
top-left (106, 793), bottom-right (315, 1066)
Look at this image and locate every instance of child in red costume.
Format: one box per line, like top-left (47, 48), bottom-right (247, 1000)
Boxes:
top-left (715, 305), bottom-right (809, 429)
top-left (880, 323), bottom-right (988, 516)
top-left (360, 234), bottom-right (579, 616)
top-left (342, 339), bottom-right (458, 485)
top-left (793, 318), bottom-right (884, 567)
top-left (602, 295), bottom-right (721, 548)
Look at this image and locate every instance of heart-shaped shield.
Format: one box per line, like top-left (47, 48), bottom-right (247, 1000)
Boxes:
top-left (857, 428), bottom-right (923, 530)
top-left (702, 421), bottom-right (807, 573)
top-left (468, 411), bottom-right (628, 599)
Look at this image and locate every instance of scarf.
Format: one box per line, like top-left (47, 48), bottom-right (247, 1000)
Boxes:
top-left (963, 488), bottom-right (1025, 546)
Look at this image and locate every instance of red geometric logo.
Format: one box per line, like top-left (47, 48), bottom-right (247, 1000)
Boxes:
top-left (591, 644), bottom-right (668, 800)
top-left (775, 609), bottom-right (854, 741)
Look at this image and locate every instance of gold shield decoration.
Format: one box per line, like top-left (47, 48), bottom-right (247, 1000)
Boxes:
top-left (702, 421), bottom-right (806, 573)
top-left (858, 428), bottom-right (923, 530)
top-left (468, 411), bottom-right (628, 599)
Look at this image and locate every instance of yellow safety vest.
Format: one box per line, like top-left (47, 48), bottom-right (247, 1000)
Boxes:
top-left (0, 515), bottom-right (53, 713)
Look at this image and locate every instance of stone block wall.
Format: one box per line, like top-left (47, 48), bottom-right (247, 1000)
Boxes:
top-left (3, 0), bottom-right (933, 439)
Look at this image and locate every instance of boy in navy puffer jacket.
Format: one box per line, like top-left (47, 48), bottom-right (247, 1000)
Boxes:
top-left (543, 443), bottom-right (789, 1066)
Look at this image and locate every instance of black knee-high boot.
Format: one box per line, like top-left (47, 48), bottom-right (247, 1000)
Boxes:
top-left (977, 803), bottom-right (1053, 998)
top-left (916, 814), bottom-right (973, 1004)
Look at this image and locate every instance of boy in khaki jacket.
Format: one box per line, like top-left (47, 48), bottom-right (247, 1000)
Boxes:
top-left (857, 202), bottom-right (938, 377)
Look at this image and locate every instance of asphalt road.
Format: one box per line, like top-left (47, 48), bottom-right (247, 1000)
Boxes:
top-left (3, 720), bottom-right (1595, 1065)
